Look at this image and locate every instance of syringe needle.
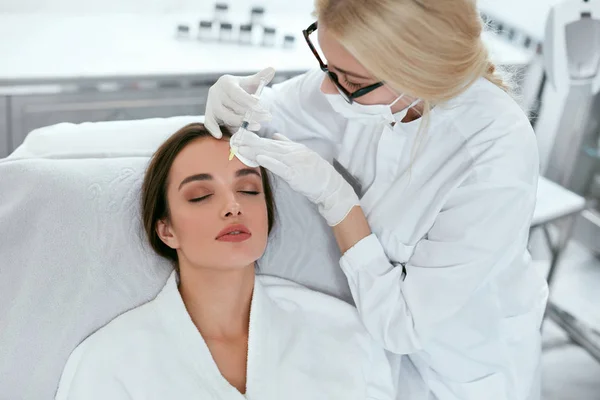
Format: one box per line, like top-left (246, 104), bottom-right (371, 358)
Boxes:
top-left (229, 77), bottom-right (269, 162)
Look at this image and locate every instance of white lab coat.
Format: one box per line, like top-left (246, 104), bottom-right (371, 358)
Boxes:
top-left (55, 272), bottom-right (396, 400)
top-left (259, 69), bottom-right (549, 400)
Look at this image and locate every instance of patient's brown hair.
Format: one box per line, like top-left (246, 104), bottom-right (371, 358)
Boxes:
top-left (141, 123), bottom-right (275, 269)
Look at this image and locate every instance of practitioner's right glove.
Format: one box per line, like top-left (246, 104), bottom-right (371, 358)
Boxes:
top-left (204, 67), bottom-right (276, 139)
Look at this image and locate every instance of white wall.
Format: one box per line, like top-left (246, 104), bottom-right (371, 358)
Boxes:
top-left (0, 0), bottom-right (314, 15)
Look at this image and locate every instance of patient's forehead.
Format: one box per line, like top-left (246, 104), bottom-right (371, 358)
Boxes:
top-left (169, 137), bottom-right (250, 186)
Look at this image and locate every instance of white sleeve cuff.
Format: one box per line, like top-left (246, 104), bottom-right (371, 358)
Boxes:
top-left (340, 233), bottom-right (391, 275)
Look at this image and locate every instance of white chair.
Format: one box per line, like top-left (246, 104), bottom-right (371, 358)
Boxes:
top-left (530, 177), bottom-right (600, 363)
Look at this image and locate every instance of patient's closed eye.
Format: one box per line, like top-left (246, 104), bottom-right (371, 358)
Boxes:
top-left (190, 194), bottom-right (212, 203)
top-left (190, 191), bottom-right (259, 203)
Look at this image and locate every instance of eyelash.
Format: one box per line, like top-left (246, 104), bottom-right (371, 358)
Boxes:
top-left (189, 191), bottom-right (260, 203)
top-left (189, 195), bottom-right (211, 203)
top-left (343, 76), bottom-right (362, 90)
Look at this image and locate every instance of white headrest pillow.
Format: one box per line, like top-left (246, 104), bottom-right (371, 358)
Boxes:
top-left (8, 116), bottom-right (205, 159)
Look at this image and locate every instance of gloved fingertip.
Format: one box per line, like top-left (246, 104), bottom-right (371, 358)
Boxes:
top-left (233, 149), bottom-right (259, 167)
top-left (204, 119), bottom-right (223, 139)
top-left (258, 67), bottom-right (276, 83)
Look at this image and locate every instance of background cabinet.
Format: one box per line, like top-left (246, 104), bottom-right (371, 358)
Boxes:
top-left (8, 86), bottom-right (210, 155)
top-left (2, 70), bottom-right (301, 157)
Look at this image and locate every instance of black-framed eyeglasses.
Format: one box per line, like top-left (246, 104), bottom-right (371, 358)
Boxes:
top-left (302, 21), bottom-right (384, 104)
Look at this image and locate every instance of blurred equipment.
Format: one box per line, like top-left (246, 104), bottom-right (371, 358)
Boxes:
top-left (262, 27), bottom-right (276, 47)
top-left (283, 35), bottom-right (296, 49)
top-left (250, 6), bottom-right (265, 26)
top-left (190, 3), bottom-right (295, 48)
top-left (239, 23), bottom-right (253, 45)
top-left (534, 0), bottom-right (600, 364)
top-left (176, 24), bottom-right (190, 39)
top-left (198, 20), bottom-right (213, 41)
top-left (536, 0), bottom-right (600, 254)
top-left (219, 22), bottom-right (233, 42)
top-left (214, 2), bottom-right (229, 23)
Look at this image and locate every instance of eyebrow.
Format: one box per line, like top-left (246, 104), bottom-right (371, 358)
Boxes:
top-left (330, 65), bottom-right (373, 80)
top-left (179, 173), bottom-right (211, 190)
top-left (236, 168), bottom-right (261, 179)
top-left (178, 168), bottom-right (261, 190)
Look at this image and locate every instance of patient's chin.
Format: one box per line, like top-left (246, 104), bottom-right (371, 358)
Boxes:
top-left (218, 249), bottom-right (263, 271)
top-left (218, 235), bottom-right (267, 269)
top-left (192, 244), bottom-right (265, 272)
top-left (200, 259), bottom-right (258, 272)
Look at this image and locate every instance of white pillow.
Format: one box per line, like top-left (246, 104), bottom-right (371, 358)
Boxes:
top-left (0, 117), bottom-right (348, 400)
top-left (8, 116), bottom-right (205, 160)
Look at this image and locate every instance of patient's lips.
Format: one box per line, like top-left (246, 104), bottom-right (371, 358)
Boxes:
top-left (216, 224), bottom-right (252, 242)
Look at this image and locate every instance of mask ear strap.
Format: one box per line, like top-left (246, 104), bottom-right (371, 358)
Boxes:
top-left (389, 94), bottom-right (405, 107)
top-left (407, 99), bottom-right (423, 115)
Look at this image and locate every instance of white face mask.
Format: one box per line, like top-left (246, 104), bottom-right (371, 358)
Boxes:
top-left (325, 93), bottom-right (419, 124)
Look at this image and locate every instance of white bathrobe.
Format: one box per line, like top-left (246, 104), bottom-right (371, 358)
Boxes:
top-left (55, 272), bottom-right (397, 400)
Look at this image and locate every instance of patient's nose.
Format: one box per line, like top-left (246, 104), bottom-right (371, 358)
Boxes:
top-left (222, 194), bottom-right (242, 218)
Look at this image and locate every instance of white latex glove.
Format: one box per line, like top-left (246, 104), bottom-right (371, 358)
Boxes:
top-left (204, 67), bottom-right (276, 139)
top-left (231, 130), bottom-right (360, 226)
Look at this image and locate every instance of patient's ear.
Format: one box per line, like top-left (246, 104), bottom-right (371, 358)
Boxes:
top-left (156, 219), bottom-right (179, 249)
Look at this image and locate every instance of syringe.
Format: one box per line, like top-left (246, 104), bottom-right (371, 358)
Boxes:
top-left (229, 78), bottom-right (269, 161)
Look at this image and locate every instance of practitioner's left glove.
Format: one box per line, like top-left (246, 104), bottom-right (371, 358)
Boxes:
top-left (231, 129), bottom-right (359, 226)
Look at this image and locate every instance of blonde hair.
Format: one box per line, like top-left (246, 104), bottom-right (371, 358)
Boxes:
top-left (314, 0), bottom-right (510, 110)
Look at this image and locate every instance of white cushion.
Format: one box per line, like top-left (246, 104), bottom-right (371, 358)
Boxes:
top-left (0, 117), bottom-right (347, 400)
top-left (8, 116), bottom-right (205, 160)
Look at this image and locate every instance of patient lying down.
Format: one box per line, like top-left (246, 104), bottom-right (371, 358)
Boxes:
top-left (55, 123), bottom-right (396, 400)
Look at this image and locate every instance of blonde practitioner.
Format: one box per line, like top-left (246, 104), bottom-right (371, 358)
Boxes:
top-left (204, 1), bottom-right (548, 399)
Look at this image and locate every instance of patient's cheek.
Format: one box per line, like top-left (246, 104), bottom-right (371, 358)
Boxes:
top-left (169, 207), bottom-right (212, 249)
top-left (249, 208), bottom-right (269, 259)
